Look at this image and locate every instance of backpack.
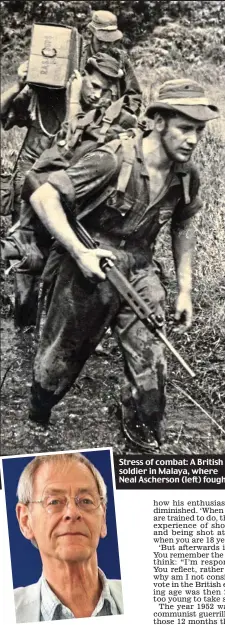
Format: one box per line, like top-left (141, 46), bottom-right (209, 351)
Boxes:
top-left (63, 96), bottom-right (137, 151)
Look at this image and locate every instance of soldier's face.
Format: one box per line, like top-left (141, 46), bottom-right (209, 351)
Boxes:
top-left (81, 70), bottom-right (111, 109)
top-left (92, 34), bottom-right (111, 53)
top-left (159, 114), bottom-right (205, 162)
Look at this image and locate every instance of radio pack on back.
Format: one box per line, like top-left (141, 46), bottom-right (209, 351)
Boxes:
top-left (27, 23), bottom-right (83, 88)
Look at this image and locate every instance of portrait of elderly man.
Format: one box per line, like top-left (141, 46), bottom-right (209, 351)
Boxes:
top-left (7, 452), bottom-right (123, 621)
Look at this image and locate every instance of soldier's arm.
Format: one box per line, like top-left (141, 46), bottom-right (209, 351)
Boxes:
top-left (1, 84), bottom-right (21, 118)
top-left (122, 55), bottom-right (142, 115)
top-left (66, 70), bottom-right (83, 121)
top-left (171, 169), bottom-right (202, 330)
top-left (1, 61), bottom-right (28, 120)
top-left (29, 148), bottom-right (119, 280)
top-left (30, 182), bottom-right (115, 280)
top-left (171, 216), bottom-right (196, 330)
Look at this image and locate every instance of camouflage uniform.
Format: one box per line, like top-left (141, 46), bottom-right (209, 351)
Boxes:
top-left (27, 132), bottom-right (202, 443)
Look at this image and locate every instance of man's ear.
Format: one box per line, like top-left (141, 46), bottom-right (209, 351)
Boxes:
top-left (16, 503), bottom-right (35, 541)
top-left (100, 507), bottom-right (107, 539)
top-left (154, 113), bottom-right (167, 133)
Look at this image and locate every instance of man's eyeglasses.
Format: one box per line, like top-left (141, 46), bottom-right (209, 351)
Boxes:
top-left (27, 494), bottom-right (104, 514)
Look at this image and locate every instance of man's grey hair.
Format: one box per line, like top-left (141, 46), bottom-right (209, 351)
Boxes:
top-left (17, 452), bottom-right (107, 505)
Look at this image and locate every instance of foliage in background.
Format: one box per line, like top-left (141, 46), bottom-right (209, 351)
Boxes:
top-left (1, 1), bottom-right (225, 74)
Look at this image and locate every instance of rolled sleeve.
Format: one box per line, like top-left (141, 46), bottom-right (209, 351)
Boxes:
top-left (48, 147), bottom-right (119, 209)
top-left (48, 170), bottom-right (76, 205)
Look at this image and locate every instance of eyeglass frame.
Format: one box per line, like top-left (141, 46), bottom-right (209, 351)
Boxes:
top-left (25, 493), bottom-right (105, 514)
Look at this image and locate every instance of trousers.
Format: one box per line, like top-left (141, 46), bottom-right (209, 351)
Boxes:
top-left (13, 166), bottom-right (40, 327)
top-left (29, 248), bottom-right (167, 432)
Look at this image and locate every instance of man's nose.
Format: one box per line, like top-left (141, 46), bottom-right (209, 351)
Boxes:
top-left (187, 131), bottom-right (198, 146)
top-left (92, 90), bottom-right (101, 101)
top-left (63, 498), bottom-right (81, 518)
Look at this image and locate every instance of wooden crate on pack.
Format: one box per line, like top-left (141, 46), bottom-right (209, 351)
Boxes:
top-left (26, 23), bottom-right (83, 88)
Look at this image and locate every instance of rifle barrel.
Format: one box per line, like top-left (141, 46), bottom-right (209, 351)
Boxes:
top-left (154, 326), bottom-right (196, 379)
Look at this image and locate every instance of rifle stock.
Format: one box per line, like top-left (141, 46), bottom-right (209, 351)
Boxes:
top-left (75, 220), bottom-right (196, 379)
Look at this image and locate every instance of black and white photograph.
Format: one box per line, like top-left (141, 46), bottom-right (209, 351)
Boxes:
top-left (1, 0), bottom-right (225, 456)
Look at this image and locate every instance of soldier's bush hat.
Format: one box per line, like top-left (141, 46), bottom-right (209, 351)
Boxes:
top-left (88, 10), bottom-right (123, 42)
top-left (146, 79), bottom-right (219, 121)
top-left (86, 52), bottom-right (124, 79)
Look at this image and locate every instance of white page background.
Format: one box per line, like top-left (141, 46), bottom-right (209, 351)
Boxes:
top-left (1, 484), bottom-right (223, 625)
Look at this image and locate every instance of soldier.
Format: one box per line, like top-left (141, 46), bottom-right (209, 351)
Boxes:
top-left (23, 79), bottom-right (219, 450)
top-left (1, 62), bottom-right (67, 327)
top-left (82, 9), bottom-right (142, 116)
top-left (1, 13), bottom-right (141, 330)
top-left (2, 53), bottom-right (137, 286)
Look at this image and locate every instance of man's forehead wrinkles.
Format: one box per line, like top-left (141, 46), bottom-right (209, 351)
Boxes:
top-left (43, 486), bottom-right (97, 494)
top-left (33, 465), bottom-right (98, 497)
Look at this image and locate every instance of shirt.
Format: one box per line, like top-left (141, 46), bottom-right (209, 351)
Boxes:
top-left (1, 86), bottom-right (66, 166)
top-left (47, 131), bottom-right (202, 254)
top-left (40, 569), bottom-right (120, 620)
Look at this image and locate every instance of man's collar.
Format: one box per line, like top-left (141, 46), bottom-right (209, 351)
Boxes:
top-left (173, 161), bottom-right (191, 175)
top-left (40, 574), bottom-right (67, 621)
top-left (91, 568), bottom-right (115, 616)
top-left (40, 568), bottom-right (116, 620)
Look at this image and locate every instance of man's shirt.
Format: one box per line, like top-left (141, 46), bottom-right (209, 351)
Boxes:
top-left (46, 132), bottom-right (202, 253)
top-left (40, 569), bottom-right (120, 620)
top-left (1, 86), bottom-right (66, 165)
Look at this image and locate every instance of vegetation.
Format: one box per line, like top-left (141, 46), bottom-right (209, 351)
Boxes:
top-left (1, 1), bottom-right (225, 74)
top-left (1, 1), bottom-right (224, 453)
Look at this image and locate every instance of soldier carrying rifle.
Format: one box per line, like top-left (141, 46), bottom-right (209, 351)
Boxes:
top-left (22, 79), bottom-right (219, 450)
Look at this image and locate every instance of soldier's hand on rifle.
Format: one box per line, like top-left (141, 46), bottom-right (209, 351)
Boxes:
top-left (75, 248), bottom-right (116, 281)
top-left (174, 291), bottom-right (193, 333)
top-left (17, 60), bottom-right (28, 90)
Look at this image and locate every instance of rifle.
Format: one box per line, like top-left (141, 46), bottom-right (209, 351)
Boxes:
top-left (75, 219), bottom-right (196, 379)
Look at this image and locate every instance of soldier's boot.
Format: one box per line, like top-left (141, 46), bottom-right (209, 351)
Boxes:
top-left (120, 387), bottom-right (165, 451)
top-left (28, 380), bottom-right (53, 427)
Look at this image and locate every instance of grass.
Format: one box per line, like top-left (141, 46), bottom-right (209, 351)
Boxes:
top-left (1, 39), bottom-right (225, 450)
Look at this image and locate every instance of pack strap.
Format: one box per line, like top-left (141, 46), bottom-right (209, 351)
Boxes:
top-left (116, 131), bottom-right (136, 194)
top-left (77, 132), bottom-right (136, 221)
top-left (66, 109), bottom-right (96, 149)
top-left (182, 172), bottom-right (191, 204)
top-left (97, 97), bottom-right (125, 145)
